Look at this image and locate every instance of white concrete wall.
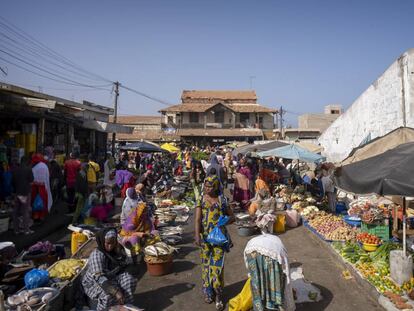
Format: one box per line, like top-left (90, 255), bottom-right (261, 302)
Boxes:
top-left (319, 49), bottom-right (414, 162)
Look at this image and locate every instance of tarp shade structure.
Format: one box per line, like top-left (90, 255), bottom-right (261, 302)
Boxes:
top-left (334, 142), bottom-right (414, 196)
top-left (293, 141), bottom-right (324, 154)
top-left (161, 143), bottom-right (180, 153)
top-left (342, 127), bottom-right (414, 165)
top-left (83, 120), bottom-right (134, 134)
top-left (232, 140), bottom-right (288, 156)
top-left (258, 144), bottom-right (326, 163)
top-left (120, 141), bottom-right (165, 153)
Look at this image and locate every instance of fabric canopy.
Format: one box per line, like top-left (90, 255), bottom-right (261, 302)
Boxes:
top-left (232, 140), bottom-right (288, 156)
top-left (161, 143), bottom-right (180, 153)
top-left (293, 141), bottom-right (324, 154)
top-left (258, 144), bottom-right (325, 163)
top-left (120, 141), bottom-right (164, 153)
top-left (334, 142), bottom-right (414, 196)
top-left (342, 127), bottom-right (414, 165)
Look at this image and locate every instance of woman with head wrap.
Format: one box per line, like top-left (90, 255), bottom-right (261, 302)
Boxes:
top-left (194, 175), bottom-right (235, 311)
top-left (190, 160), bottom-right (206, 202)
top-left (244, 230), bottom-right (295, 311)
top-left (255, 169), bottom-right (270, 194)
top-left (206, 153), bottom-right (226, 184)
top-left (119, 199), bottom-right (157, 255)
top-left (233, 158), bottom-right (253, 210)
top-left (31, 153), bottom-right (52, 220)
top-left (82, 228), bottom-right (137, 310)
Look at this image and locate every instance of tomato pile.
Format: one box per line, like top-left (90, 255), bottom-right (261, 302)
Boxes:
top-left (357, 232), bottom-right (381, 245)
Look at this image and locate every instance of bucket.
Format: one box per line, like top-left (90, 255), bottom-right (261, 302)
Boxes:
top-left (146, 259), bottom-right (173, 276)
top-left (274, 213), bottom-right (286, 233)
top-left (71, 232), bottom-right (88, 255)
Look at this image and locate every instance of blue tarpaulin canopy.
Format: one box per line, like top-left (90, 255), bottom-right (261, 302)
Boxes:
top-left (258, 144), bottom-right (326, 163)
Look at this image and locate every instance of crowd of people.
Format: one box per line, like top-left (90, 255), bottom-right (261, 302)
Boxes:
top-left (1, 143), bottom-right (337, 311)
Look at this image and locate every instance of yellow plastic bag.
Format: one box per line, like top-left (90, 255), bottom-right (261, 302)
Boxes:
top-left (229, 278), bottom-right (253, 311)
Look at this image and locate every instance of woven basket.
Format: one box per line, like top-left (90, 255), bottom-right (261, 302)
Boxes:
top-left (144, 254), bottom-right (172, 264)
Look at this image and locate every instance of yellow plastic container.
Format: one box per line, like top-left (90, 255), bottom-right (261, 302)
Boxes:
top-left (71, 231), bottom-right (88, 255)
top-left (84, 217), bottom-right (97, 225)
top-left (274, 213), bottom-right (286, 233)
top-left (55, 154), bottom-right (65, 166)
top-left (25, 134), bottom-right (37, 154)
top-left (363, 242), bottom-right (379, 252)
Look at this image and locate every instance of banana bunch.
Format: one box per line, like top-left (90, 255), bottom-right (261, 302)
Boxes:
top-left (49, 259), bottom-right (85, 280)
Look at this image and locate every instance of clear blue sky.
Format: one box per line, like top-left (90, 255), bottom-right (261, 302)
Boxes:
top-left (1, 0), bottom-right (413, 126)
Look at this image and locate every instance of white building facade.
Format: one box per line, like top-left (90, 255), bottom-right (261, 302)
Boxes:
top-left (319, 49), bottom-right (414, 162)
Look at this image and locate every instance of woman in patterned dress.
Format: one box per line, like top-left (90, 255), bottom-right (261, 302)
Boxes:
top-left (194, 176), bottom-right (235, 311)
top-left (243, 225), bottom-right (296, 311)
top-left (81, 228), bottom-right (137, 310)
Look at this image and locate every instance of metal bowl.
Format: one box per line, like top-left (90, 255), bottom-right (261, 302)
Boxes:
top-left (237, 226), bottom-right (257, 237)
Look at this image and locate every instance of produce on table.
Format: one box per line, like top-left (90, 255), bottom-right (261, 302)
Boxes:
top-left (49, 259), bottom-right (85, 280)
top-left (367, 274), bottom-right (403, 295)
top-left (300, 206), bottom-right (319, 218)
top-left (357, 232), bottom-right (381, 245)
top-left (308, 212), bottom-right (357, 241)
top-left (305, 197), bottom-right (316, 204)
top-left (402, 278), bottom-right (414, 293)
top-left (383, 291), bottom-right (413, 310)
top-left (291, 201), bottom-right (308, 211)
top-left (325, 227), bottom-right (358, 242)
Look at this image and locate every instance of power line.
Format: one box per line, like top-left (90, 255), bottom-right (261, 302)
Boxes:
top-left (0, 16), bottom-right (113, 83)
top-left (0, 42), bottom-right (111, 87)
top-left (0, 48), bottom-right (112, 89)
top-left (0, 15), bottom-right (174, 108)
top-left (0, 55), bottom-right (110, 89)
top-left (0, 80), bottom-right (112, 92)
top-left (120, 84), bottom-right (172, 107)
top-left (0, 32), bottom-right (109, 83)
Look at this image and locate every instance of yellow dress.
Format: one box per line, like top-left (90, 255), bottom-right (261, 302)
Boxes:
top-left (199, 195), bottom-right (226, 299)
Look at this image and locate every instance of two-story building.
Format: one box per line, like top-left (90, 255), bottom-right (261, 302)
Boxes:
top-left (159, 90), bottom-right (277, 144)
top-left (109, 115), bottom-right (180, 143)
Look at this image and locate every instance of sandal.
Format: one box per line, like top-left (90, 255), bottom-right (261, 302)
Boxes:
top-left (204, 296), bottom-right (213, 304)
top-left (215, 300), bottom-right (224, 311)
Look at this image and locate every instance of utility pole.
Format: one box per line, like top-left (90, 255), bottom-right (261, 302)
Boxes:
top-left (279, 106), bottom-right (284, 139)
top-left (111, 81), bottom-right (120, 156)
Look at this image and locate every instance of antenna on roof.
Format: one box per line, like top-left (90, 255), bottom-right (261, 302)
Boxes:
top-left (249, 76), bottom-right (256, 89)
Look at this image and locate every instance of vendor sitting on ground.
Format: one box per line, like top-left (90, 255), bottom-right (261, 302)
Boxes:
top-left (120, 187), bottom-right (141, 225)
top-left (81, 228), bottom-right (137, 311)
top-left (119, 199), bottom-right (157, 254)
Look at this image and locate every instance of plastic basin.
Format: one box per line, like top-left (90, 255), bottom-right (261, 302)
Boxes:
top-left (363, 243), bottom-right (379, 252)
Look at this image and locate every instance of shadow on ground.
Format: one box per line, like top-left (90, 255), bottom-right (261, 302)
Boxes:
top-left (134, 282), bottom-right (196, 311)
top-left (175, 246), bottom-right (198, 259)
top-left (172, 260), bottom-right (197, 273)
top-left (295, 283), bottom-right (333, 311)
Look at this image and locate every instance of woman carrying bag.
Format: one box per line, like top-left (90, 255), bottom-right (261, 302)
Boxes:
top-left (194, 175), bottom-right (235, 311)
